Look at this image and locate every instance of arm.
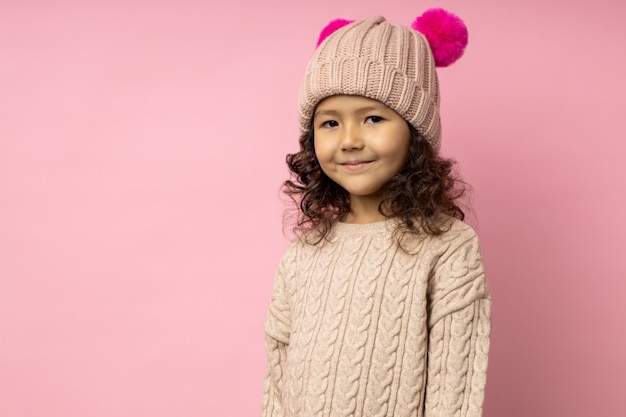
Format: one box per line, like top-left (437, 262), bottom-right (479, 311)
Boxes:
top-left (425, 227), bottom-right (491, 417)
top-left (262, 333), bottom-right (289, 417)
top-left (262, 245), bottom-right (296, 417)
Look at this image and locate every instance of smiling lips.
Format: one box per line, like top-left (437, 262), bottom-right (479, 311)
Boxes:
top-left (339, 160), bottom-right (374, 171)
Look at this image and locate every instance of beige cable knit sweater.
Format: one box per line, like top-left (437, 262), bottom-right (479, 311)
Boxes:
top-left (262, 218), bottom-right (491, 417)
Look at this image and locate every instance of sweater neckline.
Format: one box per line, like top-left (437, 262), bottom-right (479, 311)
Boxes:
top-left (331, 218), bottom-right (398, 237)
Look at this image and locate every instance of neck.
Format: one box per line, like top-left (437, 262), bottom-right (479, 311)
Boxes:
top-left (344, 194), bottom-right (386, 224)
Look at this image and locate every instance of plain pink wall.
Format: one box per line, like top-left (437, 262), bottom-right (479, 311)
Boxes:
top-left (1, 0), bottom-right (625, 416)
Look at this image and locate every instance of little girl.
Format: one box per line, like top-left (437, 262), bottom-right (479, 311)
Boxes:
top-left (262, 9), bottom-right (491, 417)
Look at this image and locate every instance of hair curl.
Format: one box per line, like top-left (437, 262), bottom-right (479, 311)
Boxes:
top-left (283, 124), bottom-right (468, 242)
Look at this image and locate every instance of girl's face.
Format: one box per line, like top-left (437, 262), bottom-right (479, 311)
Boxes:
top-left (313, 95), bottom-right (411, 203)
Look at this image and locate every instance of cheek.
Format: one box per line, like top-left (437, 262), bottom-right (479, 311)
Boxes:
top-left (396, 129), bottom-right (412, 165)
top-left (401, 141), bottom-right (411, 165)
top-left (386, 139), bottom-right (411, 173)
top-left (313, 137), bottom-right (331, 163)
top-left (313, 141), bottom-right (321, 163)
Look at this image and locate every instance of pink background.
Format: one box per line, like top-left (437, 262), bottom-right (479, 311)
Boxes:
top-left (1, 0), bottom-right (625, 416)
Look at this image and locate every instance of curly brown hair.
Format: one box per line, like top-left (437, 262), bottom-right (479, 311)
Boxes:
top-left (283, 124), bottom-right (468, 241)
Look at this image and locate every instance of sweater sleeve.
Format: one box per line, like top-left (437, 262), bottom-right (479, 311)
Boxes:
top-left (424, 227), bottom-right (491, 417)
top-left (262, 245), bottom-right (296, 417)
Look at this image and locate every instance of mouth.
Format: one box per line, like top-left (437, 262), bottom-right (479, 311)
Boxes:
top-left (339, 160), bottom-right (374, 171)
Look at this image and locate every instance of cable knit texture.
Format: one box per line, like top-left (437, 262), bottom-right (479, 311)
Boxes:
top-left (262, 218), bottom-right (490, 417)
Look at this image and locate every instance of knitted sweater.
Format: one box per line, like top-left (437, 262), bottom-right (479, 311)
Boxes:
top-left (262, 218), bottom-right (491, 417)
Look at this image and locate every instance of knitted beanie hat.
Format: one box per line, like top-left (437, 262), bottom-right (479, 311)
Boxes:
top-left (298, 9), bottom-right (468, 151)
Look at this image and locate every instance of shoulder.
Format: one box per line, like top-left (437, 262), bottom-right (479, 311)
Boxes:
top-left (276, 230), bottom-right (323, 269)
top-left (397, 216), bottom-right (479, 255)
top-left (277, 239), bottom-right (302, 266)
top-left (426, 218), bottom-right (489, 324)
top-left (425, 217), bottom-right (486, 292)
top-left (426, 217), bottom-right (481, 259)
top-left (438, 216), bottom-right (479, 241)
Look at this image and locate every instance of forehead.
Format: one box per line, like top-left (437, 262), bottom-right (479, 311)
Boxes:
top-left (314, 95), bottom-right (392, 116)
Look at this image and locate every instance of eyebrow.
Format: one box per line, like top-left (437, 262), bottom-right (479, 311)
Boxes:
top-left (313, 109), bottom-right (338, 119)
top-left (313, 105), bottom-right (386, 119)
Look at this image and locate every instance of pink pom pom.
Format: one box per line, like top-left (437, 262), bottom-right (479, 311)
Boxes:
top-left (411, 8), bottom-right (468, 67)
top-left (316, 18), bottom-right (355, 48)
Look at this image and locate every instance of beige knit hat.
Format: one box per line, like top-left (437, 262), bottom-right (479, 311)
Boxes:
top-left (298, 10), bottom-right (468, 151)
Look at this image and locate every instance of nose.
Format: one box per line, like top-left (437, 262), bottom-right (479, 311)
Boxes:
top-left (340, 123), bottom-right (364, 151)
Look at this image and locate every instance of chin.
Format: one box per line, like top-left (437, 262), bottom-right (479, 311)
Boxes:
top-left (346, 188), bottom-right (384, 198)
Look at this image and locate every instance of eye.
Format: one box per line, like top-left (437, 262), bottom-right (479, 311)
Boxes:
top-left (365, 115), bottom-right (384, 124)
top-left (321, 120), bottom-right (339, 128)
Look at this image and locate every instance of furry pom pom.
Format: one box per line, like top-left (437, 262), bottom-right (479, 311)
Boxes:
top-left (411, 8), bottom-right (468, 67)
top-left (316, 18), bottom-right (355, 48)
